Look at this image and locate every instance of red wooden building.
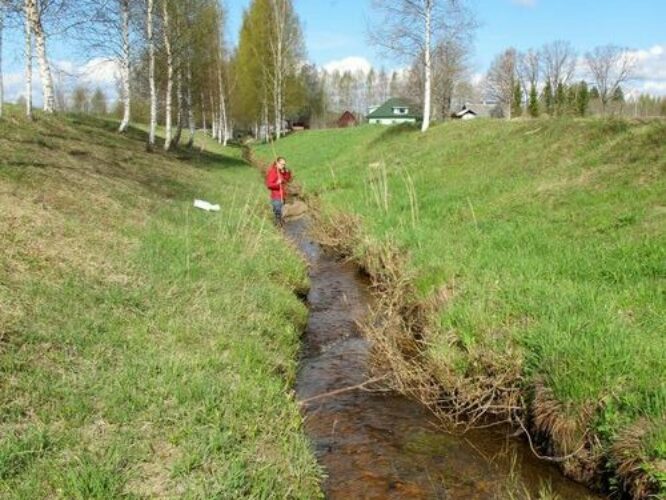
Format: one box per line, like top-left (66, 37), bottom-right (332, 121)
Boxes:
top-left (337, 111), bottom-right (358, 128)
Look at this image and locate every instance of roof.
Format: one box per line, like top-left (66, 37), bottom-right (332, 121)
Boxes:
top-left (338, 111), bottom-right (357, 122)
top-left (337, 111), bottom-right (358, 127)
top-left (454, 106), bottom-right (477, 117)
top-left (367, 98), bottom-right (421, 119)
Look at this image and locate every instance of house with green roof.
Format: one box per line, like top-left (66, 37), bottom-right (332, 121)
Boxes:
top-left (367, 97), bottom-right (421, 125)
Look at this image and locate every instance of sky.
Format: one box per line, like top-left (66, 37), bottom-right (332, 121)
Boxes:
top-left (2, 0), bottom-right (665, 103)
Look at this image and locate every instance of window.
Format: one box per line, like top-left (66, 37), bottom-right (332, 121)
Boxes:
top-left (393, 107), bottom-right (408, 115)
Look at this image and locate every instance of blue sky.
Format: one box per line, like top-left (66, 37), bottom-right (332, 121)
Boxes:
top-left (2, 0), bottom-right (666, 102)
top-left (228, 0), bottom-right (665, 72)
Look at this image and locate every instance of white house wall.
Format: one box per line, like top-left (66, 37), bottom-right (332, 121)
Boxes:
top-left (370, 118), bottom-right (417, 125)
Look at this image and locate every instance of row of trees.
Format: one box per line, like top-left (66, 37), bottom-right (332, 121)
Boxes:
top-left (0, 1), bottom-right (662, 139)
top-left (486, 41), bottom-right (637, 119)
top-left (0, 0), bottom-right (308, 146)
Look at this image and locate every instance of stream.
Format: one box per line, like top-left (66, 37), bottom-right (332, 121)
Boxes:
top-left (286, 217), bottom-right (599, 499)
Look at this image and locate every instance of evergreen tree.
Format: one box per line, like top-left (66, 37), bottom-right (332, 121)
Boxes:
top-left (389, 71), bottom-right (400, 98)
top-left (555, 81), bottom-right (566, 116)
top-left (542, 81), bottom-right (554, 115)
top-left (72, 86), bottom-right (89, 113)
top-left (612, 86), bottom-right (624, 103)
top-left (511, 81), bottom-right (522, 118)
top-left (233, 0), bottom-right (304, 136)
top-left (566, 84), bottom-right (577, 115)
top-left (90, 87), bottom-right (107, 115)
top-left (528, 83), bottom-right (539, 117)
top-left (590, 86), bottom-right (600, 99)
top-left (576, 81), bottom-right (590, 117)
top-left (234, 1), bottom-right (271, 129)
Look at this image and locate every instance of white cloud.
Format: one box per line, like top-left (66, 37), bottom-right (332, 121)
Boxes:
top-left (629, 44), bottom-right (666, 84)
top-left (572, 44), bottom-right (666, 97)
top-left (511, 0), bottom-right (537, 7)
top-left (621, 44), bottom-right (666, 96)
top-left (3, 58), bottom-right (121, 106)
top-left (323, 56), bottom-right (373, 74)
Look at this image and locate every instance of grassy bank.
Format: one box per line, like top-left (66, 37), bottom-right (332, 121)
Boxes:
top-left (256, 118), bottom-right (666, 496)
top-left (0, 107), bottom-right (321, 498)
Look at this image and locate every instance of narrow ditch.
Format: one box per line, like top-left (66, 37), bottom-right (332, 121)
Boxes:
top-left (286, 216), bottom-right (599, 499)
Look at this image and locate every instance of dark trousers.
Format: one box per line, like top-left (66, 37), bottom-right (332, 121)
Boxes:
top-left (271, 199), bottom-right (284, 225)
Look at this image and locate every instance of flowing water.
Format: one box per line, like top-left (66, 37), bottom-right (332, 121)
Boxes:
top-left (286, 217), bottom-right (599, 500)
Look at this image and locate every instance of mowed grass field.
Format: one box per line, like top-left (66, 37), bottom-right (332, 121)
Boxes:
top-left (0, 107), bottom-right (322, 498)
top-left (257, 118), bottom-right (666, 495)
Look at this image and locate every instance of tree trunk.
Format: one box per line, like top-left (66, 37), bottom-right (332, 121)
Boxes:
top-left (24, 9), bottom-right (32, 119)
top-left (162, 0), bottom-right (173, 151)
top-left (25, 0), bottom-right (55, 113)
top-left (421, 0), bottom-right (432, 133)
top-left (269, 0), bottom-right (285, 140)
top-left (118, 0), bottom-right (131, 132)
top-left (217, 58), bottom-right (228, 146)
top-left (146, 0), bottom-right (156, 149)
top-left (186, 63), bottom-right (195, 148)
top-left (200, 91), bottom-right (206, 136)
top-left (173, 68), bottom-right (183, 147)
top-left (209, 89), bottom-right (217, 139)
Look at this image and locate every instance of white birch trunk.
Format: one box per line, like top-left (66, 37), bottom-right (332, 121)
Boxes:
top-left (269, 0), bottom-right (285, 140)
top-left (217, 60), bottom-right (228, 146)
top-left (118, 0), bottom-right (131, 132)
top-left (26, 0), bottom-right (55, 113)
top-left (146, 0), bottom-right (156, 148)
top-left (173, 68), bottom-right (183, 147)
top-left (162, 0), bottom-right (173, 151)
top-left (421, 0), bottom-right (432, 133)
top-left (24, 9), bottom-right (32, 119)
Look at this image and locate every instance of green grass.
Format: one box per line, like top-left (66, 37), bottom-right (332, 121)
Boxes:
top-left (256, 118), bottom-right (666, 493)
top-left (0, 106), bottom-right (321, 498)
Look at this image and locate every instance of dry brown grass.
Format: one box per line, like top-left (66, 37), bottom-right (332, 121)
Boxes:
top-left (308, 208), bottom-right (526, 431)
top-left (611, 419), bottom-right (666, 498)
top-left (304, 204), bottom-right (665, 497)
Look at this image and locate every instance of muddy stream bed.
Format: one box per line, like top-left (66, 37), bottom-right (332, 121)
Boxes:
top-left (286, 217), bottom-right (599, 499)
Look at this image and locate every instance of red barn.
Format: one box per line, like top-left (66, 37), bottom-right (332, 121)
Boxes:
top-left (337, 111), bottom-right (358, 128)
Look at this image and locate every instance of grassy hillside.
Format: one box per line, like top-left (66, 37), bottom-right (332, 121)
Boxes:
top-left (0, 107), bottom-right (321, 498)
top-left (257, 118), bottom-right (666, 496)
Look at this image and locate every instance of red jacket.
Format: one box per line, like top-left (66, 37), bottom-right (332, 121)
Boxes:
top-left (265, 164), bottom-right (292, 201)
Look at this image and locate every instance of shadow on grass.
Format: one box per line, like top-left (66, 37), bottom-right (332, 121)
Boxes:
top-left (1, 112), bottom-right (248, 203)
top-left (368, 122), bottom-right (420, 147)
top-left (64, 114), bottom-right (248, 172)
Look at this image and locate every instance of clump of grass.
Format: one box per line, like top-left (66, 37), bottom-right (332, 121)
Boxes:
top-left (255, 118), bottom-right (666, 497)
top-left (0, 107), bottom-right (322, 498)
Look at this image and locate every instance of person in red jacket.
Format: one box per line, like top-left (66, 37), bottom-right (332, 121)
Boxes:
top-left (265, 156), bottom-right (292, 226)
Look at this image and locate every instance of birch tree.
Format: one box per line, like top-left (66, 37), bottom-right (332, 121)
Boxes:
top-left (517, 49), bottom-right (539, 97)
top-left (585, 45), bottom-right (636, 115)
top-left (161, 0), bottom-right (174, 150)
top-left (24, 0), bottom-right (55, 112)
top-left (73, 0), bottom-right (136, 132)
top-left (118, 0), bottom-right (131, 131)
top-left (145, 0), bottom-right (156, 149)
top-left (266, 0), bottom-right (302, 139)
top-left (541, 40), bottom-right (577, 91)
top-left (369, 0), bottom-right (474, 132)
top-left (486, 48), bottom-right (517, 119)
top-left (24, 3), bottom-right (32, 118)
